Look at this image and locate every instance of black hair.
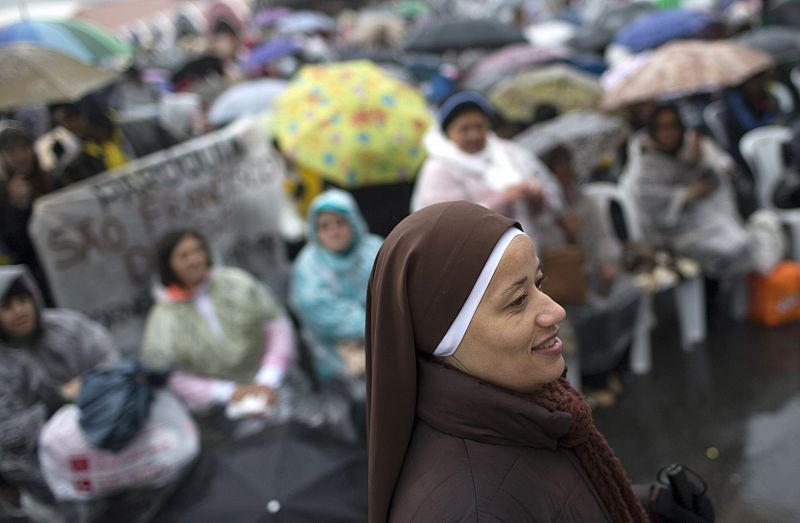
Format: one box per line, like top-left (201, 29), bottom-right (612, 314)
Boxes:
top-left (156, 229), bottom-right (212, 287)
top-left (647, 104), bottom-right (685, 154)
top-left (541, 145), bottom-right (572, 171)
top-left (0, 126), bottom-right (33, 150)
top-left (1, 278), bottom-right (32, 304)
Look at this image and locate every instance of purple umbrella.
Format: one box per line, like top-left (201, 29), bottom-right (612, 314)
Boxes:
top-left (615, 9), bottom-right (716, 53)
top-left (254, 7), bottom-right (291, 28)
top-left (244, 38), bottom-right (301, 73)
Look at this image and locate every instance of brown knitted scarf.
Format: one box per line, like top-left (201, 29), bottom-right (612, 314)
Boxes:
top-left (532, 378), bottom-right (649, 523)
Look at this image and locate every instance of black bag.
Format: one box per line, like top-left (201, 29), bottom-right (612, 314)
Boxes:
top-left (77, 359), bottom-right (170, 452)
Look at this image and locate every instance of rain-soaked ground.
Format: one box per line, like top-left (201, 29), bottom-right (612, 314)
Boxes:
top-left (593, 293), bottom-right (800, 523)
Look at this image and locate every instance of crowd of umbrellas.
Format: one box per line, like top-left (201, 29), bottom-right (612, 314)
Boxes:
top-left (2, 0), bottom-right (800, 192)
top-left (2, 0), bottom-right (800, 521)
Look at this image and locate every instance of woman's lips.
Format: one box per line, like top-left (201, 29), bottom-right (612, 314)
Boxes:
top-left (531, 336), bottom-right (563, 356)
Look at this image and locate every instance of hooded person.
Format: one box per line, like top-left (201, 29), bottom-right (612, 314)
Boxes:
top-left (0, 266), bottom-right (118, 510)
top-left (290, 189), bottom-right (382, 382)
top-left (410, 91), bottom-right (565, 253)
top-left (365, 201), bottom-right (714, 522)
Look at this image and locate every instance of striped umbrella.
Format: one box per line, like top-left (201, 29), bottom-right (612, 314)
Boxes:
top-left (603, 40), bottom-right (774, 109)
top-left (0, 19), bottom-right (132, 68)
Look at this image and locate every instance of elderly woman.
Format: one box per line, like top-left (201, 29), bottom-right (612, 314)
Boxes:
top-left (141, 230), bottom-right (294, 417)
top-left (366, 201), bottom-right (713, 522)
top-left (626, 104), bottom-right (781, 279)
top-left (410, 91), bottom-right (564, 249)
top-left (290, 189), bottom-right (382, 382)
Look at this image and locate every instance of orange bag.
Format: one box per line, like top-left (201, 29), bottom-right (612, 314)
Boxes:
top-left (749, 262), bottom-right (800, 327)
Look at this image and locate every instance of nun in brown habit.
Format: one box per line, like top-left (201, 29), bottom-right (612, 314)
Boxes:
top-left (365, 201), bottom-right (714, 522)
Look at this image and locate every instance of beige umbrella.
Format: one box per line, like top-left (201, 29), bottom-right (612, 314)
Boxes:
top-left (603, 40), bottom-right (774, 109)
top-left (0, 43), bottom-right (117, 110)
top-left (488, 64), bottom-right (602, 123)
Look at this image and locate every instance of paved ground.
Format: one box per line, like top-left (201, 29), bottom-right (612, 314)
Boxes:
top-left (593, 293), bottom-right (800, 523)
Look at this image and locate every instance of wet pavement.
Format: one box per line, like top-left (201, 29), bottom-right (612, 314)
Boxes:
top-left (593, 293), bottom-right (800, 523)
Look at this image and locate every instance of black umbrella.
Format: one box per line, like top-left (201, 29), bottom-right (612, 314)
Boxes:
top-left (403, 17), bottom-right (527, 53)
top-left (736, 27), bottom-right (800, 65)
top-left (170, 55), bottom-right (225, 87)
top-left (154, 421), bottom-right (367, 523)
top-left (768, 0), bottom-right (800, 28)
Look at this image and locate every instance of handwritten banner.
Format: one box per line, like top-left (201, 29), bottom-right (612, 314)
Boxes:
top-left (30, 118), bottom-right (290, 353)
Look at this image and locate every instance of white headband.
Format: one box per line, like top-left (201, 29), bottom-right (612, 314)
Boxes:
top-left (433, 227), bottom-right (525, 357)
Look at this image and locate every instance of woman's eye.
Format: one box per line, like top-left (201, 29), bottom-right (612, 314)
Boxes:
top-left (510, 294), bottom-right (528, 307)
top-left (535, 276), bottom-right (546, 290)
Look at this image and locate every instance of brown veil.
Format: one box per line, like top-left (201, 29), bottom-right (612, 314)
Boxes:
top-left (365, 201), bottom-right (519, 522)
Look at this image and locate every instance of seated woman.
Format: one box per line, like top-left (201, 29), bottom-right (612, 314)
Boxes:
top-left (141, 230), bottom-right (294, 418)
top-left (365, 201), bottom-right (713, 522)
top-left (0, 266), bottom-right (117, 518)
top-left (290, 189), bottom-right (382, 383)
top-left (541, 146), bottom-right (642, 406)
top-left (410, 91), bottom-right (565, 246)
top-left (626, 104), bottom-right (780, 279)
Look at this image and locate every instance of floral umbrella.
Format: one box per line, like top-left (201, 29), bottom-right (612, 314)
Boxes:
top-left (274, 60), bottom-right (433, 188)
top-left (488, 64), bottom-right (602, 123)
top-left (603, 40), bottom-right (774, 108)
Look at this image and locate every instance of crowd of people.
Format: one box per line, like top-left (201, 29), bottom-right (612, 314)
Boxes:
top-left (2, 0), bottom-right (800, 521)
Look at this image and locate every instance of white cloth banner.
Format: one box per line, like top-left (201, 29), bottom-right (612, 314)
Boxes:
top-left (30, 118), bottom-right (290, 353)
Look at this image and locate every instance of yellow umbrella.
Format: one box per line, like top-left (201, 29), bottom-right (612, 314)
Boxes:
top-left (488, 64), bottom-right (602, 123)
top-left (274, 60), bottom-right (433, 188)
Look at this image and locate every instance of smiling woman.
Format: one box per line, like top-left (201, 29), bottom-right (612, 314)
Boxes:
top-left (365, 201), bottom-right (650, 522)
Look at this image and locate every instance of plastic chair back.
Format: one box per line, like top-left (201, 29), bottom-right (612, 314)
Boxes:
top-left (739, 125), bottom-right (793, 210)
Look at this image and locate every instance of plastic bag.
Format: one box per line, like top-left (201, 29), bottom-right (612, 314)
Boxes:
top-left (38, 391), bottom-right (199, 501)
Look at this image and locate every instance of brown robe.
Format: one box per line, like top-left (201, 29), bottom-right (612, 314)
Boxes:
top-left (389, 359), bottom-right (612, 522)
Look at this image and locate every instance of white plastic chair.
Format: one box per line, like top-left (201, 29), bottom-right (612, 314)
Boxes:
top-left (584, 182), bottom-right (707, 374)
top-left (739, 125), bottom-right (800, 259)
top-left (770, 82), bottom-right (796, 115)
top-left (791, 66), bottom-right (800, 98)
top-left (703, 100), bottom-right (731, 152)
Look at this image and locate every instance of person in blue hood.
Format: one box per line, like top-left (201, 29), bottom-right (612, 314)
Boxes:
top-left (290, 189), bottom-right (383, 382)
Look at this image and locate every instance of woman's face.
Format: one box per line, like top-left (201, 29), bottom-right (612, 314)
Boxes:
top-left (652, 110), bottom-right (684, 153)
top-left (170, 235), bottom-right (209, 289)
top-left (445, 110), bottom-right (491, 154)
top-left (447, 235), bottom-right (567, 393)
top-left (1, 141), bottom-right (35, 176)
top-left (316, 211), bottom-right (353, 253)
top-left (0, 294), bottom-right (37, 339)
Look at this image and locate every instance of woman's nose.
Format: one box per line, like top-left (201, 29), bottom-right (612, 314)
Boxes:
top-left (535, 294), bottom-right (567, 327)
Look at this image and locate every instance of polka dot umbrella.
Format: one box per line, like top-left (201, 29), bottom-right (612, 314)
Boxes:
top-left (274, 60), bottom-right (433, 188)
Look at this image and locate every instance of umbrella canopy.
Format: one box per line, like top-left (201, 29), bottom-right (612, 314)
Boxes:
top-left (488, 64), bottom-right (602, 123)
top-left (0, 18), bottom-right (132, 68)
top-left (153, 422), bottom-right (367, 523)
top-left (0, 44), bottom-right (117, 110)
top-left (208, 78), bottom-right (288, 126)
top-left (402, 17), bottom-right (526, 53)
top-left (254, 7), bottom-right (291, 27)
top-left (614, 9), bottom-right (716, 53)
top-left (274, 60), bottom-right (433, 188)
top-left (276, 11), bottom-right (336, 35)
top-left (462, 43), bottom-right (570, 92)
top-left (244, 39), bottom-right (301, 74)
top-left (591, 1), bottom-right (654, 34)
top-left (170, 54), bottom-right (225, 87)
top-left (735, 27), bottom-right (800, 66)
top-left (767, 0), bottom-right (800, 28)
top-left (514, 110), bottom-right (631, 179)
top-left (603, 40), bottom-right (774, 108)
